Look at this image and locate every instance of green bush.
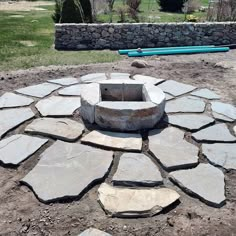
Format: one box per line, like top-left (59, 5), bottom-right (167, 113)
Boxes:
top-left (60, 0), bottom-right (84, 23)
top-left (80, 0), bottom-right (93, 22)
top-left (158, 0), bottom-right (185, 12)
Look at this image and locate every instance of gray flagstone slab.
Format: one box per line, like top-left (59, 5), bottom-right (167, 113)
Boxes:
top-left (212, 112), bottom-right (234, 122)
top-left (25, 118), bottom-right (84, 141)
top-left (80, 73), bottom-right (107, 83)
top-left (0, 92), bottom-right (34, 108)
top-left (133, 74), bottom-right (164, 85)
top-left (191, 88), bottom-right (220, 100)
top-left (0, 134), bottom-right (48, 165)
top-left (110, 73), bottom-right (130, 80)
top-left (98, 183), bottom-right (180, 217)
top-left (0, 108), bottom-right (35, 139)
top-left (47, 77), bottom-right (80, 86)
top-left (21, 141), bottom-right (113, 203)
top-left (192, 123), bottom-right (236, 142)
top-left (78, 228), bottom-right (111, 236)
top-left (165, 96), bottom-right (205, 113)
top-left (81, 130), bottom-right (142, 151)
top-left (16, 83), bottom-right (61, 98)
top-left (165, 93), bottom-right (175, 101)
top-left (149, 127), bottom-right (199, 171)
top-left (58, 84), bottom-right (87, 96)
top-left (166, 114), bottom-right (215, 131)
top-left (169, 163), bottom-right (225, 207)
top-left (112, 153), bottom-right (163, 187)
top-left (158, 80), bottom-right (196, 97)
top-left (211, 101), bottom-right (236, 121)
top-left (202, 143), bottom-right (236, 170)
top-left (35, 96), bottom-right (81, 117)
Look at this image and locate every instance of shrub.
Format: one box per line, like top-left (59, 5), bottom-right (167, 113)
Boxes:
top-left (80, 0), bottom-right (93, 22)
top-left (52, 0), bottom-right (62, 23)
top-left (158, 0), bottom-right (185, 12)
top-left (116, 6), bottom-right (128, 22)
top-left (186, 14), bottom-right (199, 21)
top-left (126, 0), bottom-right (141, 22)
top-left (182, 0), bottom-right (200, 14)
top-left (60, 0), bottom-right (84, 23)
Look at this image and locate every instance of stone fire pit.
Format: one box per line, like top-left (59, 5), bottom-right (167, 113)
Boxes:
top-left (80, 79), bottom-right (166, 131)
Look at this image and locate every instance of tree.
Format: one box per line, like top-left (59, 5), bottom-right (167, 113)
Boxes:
top-left (158, 0), bottom-right (185, 12)
top-left (60, 0), bottom-right (84, 23)
top-left (52, 0), bottom-right (62, 23)
top-left (80, 0), bottom-right (93, 22)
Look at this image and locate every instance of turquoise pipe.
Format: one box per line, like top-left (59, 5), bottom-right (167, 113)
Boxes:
top-left (128, 47), bottom-right (230, 57)
top-left (118, 45), bottom-right (215, 55)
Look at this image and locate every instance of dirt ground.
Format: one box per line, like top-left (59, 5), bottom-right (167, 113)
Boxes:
top-left (0, 51), bottom-right (236, 236)
top-left (0, 1), bottom-right (54, 11)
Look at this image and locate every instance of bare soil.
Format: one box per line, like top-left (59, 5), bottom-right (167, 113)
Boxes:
top-left (0, 1), bottom-right (54, 11)
top-left (0, 51), bottom-right (236, 236)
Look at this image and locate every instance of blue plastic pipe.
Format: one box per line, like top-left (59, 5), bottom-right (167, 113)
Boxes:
top-left (128, 47), bottom-right (230, 57)
top-left (118, 45), bottom-right (215, 55)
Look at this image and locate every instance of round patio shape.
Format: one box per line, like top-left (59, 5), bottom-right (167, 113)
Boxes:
top-left (80, 79), bottom-right (166, 131)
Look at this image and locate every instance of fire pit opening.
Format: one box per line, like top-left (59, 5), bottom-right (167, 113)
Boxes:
top-left (100, 83), bottom-right (144, 102)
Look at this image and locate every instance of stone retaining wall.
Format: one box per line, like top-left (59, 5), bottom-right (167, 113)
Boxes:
top-left (55, 22), bottom-right (236, 50)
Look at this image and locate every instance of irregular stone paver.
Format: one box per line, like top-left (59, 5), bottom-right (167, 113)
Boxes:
top-left (0, 134), bottom-right (48, 165)
top-left (133, 74), bottom-right (164, 85)
top-left (202, 143), bottom-right (236, 170)
top-left (112, 153), bottom-right (163, 187)
top-left (165, 96), bottom-right (205, 113)
top-left (192, 123), bottom-right (236, 142)
top-left (98, 183), bottom-right (180, 217)
top-left (149, 127), bottom-right (199, 171)
top-left (48, 77), bottom-right (79, 86)
top-left (58, 84), bottom-right (87, 96)
top-left (78, 228), bottom-right (111, 236)
top-left (211, 101), bottom-right (236, 121)
top-left (21, 141), bottom-right (113, 203)
top-left (212, 112), bottom-right (234, 122)
top-left (80, 73), bottom-right (107, 83)
top-left (191, 88), bottom-right (220, 100)
top-left (25, 118), bottom-right (84, 141)
top-left (165, 93), bottom-right (174, 101)
top-left (81, 130), bottom-right (142, 151)
top-left (35, 96), bottom-right (81, 117)
top-left (110, 73), bottom-right (130, 80)
top-left (158, 80), bottom-right (196, 97)
top-left (169, 164), bottom-right (225, 207)
top-left (166, 114), bottom-right (215, 131)
top-left (16, 83), bottom-right (61, 98)
top-left (0, 108), bottom-right (35, 139)
top-left (0, 92), bottom-right (34, 108)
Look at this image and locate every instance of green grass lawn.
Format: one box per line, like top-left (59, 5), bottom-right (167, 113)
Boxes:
top-left (97, 0), bottom-right (207, 23)
top-left (0, 0), bottom-right (208, 71)
top-left (0, 6), bottom-right (121, 71)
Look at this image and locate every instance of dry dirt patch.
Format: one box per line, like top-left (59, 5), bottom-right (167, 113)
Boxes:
top-left (0, 1), bottom-right (54, 11)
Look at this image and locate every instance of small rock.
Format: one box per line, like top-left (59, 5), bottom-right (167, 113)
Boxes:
top-left (167, 217), bottom-right (175, 227)
top-left (131, 59), bottom-right (149, 68)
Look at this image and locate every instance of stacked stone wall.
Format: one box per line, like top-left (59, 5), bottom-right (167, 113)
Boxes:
top-left (55, 22), bottom-right (236, 50)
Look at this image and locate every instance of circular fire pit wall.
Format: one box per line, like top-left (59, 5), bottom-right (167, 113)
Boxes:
top-left (80, 80), bottom-right (166, 131)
